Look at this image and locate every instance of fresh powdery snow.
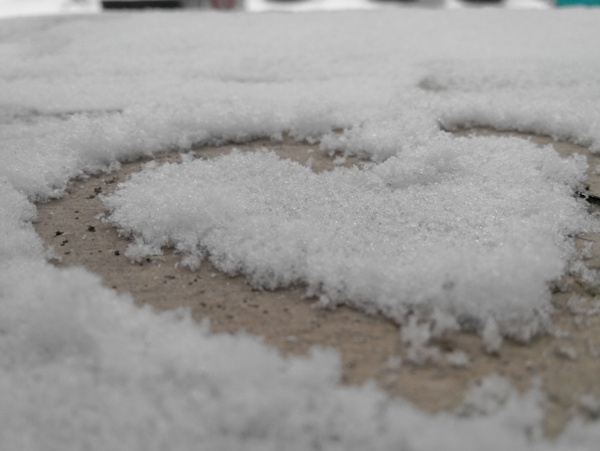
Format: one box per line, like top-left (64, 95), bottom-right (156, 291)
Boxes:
top-left (105, 137), bottom-right (592, 341)
top-left (1, 8), bottom-right (600, 450)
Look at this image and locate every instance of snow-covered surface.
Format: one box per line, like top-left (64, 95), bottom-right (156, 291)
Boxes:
top-left (1, 9), bottom-right (600, 450)
top-left (105, 138), bottom-right (592, 341)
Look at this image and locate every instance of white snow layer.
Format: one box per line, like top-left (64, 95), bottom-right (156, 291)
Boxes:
top-left (1, 9), bottom-right (600, 450)
top-left (105, 138), bottom-right (593, 340)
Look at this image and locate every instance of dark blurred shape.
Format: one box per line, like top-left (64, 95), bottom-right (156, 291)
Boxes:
top-left (210, 0), bottom-right (238, 8)
top-left (102, 1), bottom-right (182, 9)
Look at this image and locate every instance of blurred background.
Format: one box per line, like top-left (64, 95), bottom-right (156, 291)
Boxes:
top-left (2, 0), bottom-right (588, 18)
top-left (1, 0), bottom-right (598, 18)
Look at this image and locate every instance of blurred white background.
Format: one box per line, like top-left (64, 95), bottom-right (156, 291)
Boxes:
top-left (0, 0), bottom-right (555, 19)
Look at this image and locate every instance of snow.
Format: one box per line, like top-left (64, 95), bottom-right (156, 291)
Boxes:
top-left (105, 138), bottom-right (594, 342)
top-left (1, 8), bottom-right (600, 450)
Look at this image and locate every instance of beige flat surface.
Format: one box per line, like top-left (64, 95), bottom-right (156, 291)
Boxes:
top-left (34, 130), bottom-right (600, 436)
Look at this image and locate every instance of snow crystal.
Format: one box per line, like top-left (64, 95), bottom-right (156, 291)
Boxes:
top-left (401, 316), bottom-right (442, 365)
top-left (445, 350), bottom-right (470, 368)
top-left (554, 345), bottom-right (577, 360)
top-left (567, 296), bottom-right (600, 316)
top-left (459, 375), bottom-right (519, 416)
